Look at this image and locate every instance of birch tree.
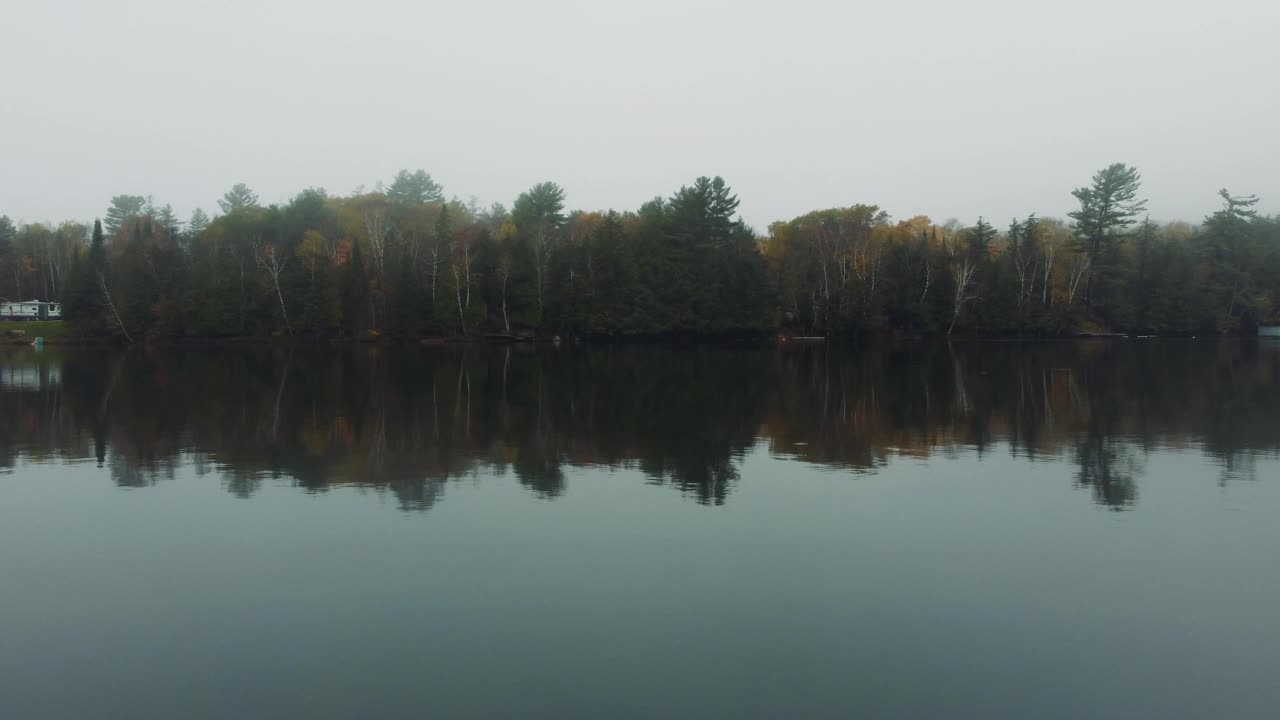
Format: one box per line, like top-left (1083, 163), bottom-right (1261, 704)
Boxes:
top-left (362, 206), bottom-right (393, 284)
top-left (496, 221), bottom-right (517, 332)
top-left (1008, 215), bottom-right (1040, 312)
top-left (254, 238), bottom-right (293, 335)
top-left (948, 219), bottom-right (993, 335)
top-left (450, 227), bottom-right (477, 334)
top-left (949, 259), bottom-right (979, 336)
top-left (429, 204), bottom-right (451, 304)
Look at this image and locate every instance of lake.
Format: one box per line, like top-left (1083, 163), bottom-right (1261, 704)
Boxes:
top-left (2, 340), bottom-right (1279, 719)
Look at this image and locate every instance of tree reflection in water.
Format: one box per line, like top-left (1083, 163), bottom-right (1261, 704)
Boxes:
top-left (2, 340), bottom-right (1277, 511)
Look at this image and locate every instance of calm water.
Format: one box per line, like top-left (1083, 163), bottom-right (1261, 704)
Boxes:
top-left (2, 340), bottom-right (1279, 719)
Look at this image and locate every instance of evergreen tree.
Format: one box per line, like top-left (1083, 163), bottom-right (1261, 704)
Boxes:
top-left (218, 183), bottom-right (260, 214)
top-left (155, 204), bottom-right (183, 240)
top-left (0, 215), bottom-right (14, 253)
top-left (477, 202), bottom-right (509, 234)
top-left (188, 209), bottom-right (211, 237)
top-left (1129, 217), bottom-right (1160, 332)
top-left (89, 218), bottom-right (108, 283)
top-left (1068, 163), bottom-right (1147, 308)
top-left (1198, 189), bottom-right (1261, 330)
top-left (0, 215), bottom-right (14, 300)
top-left (104, 195), bottom-right (147, 236)
top-left (966, 217), bottom-right (997, 259)
top-left (512, 182), bottom-right (566, 324)
top-left (428, 203), bottom-right (453, 320)
top-left (63, 220), bottom-right (109, 332)
top-left (386, 169), bottom-right (444, 204)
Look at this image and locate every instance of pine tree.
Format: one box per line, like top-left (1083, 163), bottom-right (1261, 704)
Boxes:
top-left (966, 217), bottom-right (996, 260)
top-left (188, 209), bottom-right (211, 237)
top-left (1199, 189), bottom-right (1262, 330)
top-left (1068, 163), bottom-right (1147, 309)
top-left (62, 220), bottom-right (109, 332)
top-left (386, 169), bottom-right (444, 204)
top-left (89, 219), bottom-right (108, 283)
top-left (512, 182), bottom-right (567, 324)
top-left (0, 216), bottom-right (14, 300)
top-left (104, 195), bottom-right (147, 236)
top-left (218, 183), bottom-right (260, 214)
top-left (154, 204), bottom-right (183, 239)
top-left (0, 215), bottom-right (14, 256)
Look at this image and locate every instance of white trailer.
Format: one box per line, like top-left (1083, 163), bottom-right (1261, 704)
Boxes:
top-left (0, 300), bottom-right (61, 321)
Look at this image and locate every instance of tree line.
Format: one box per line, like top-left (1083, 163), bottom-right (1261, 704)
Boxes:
top-left (1, 164), bottom-right (1276, 339)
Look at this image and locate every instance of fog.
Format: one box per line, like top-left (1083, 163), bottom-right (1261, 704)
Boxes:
top-left (2, 0), bottom-right (1277, 229)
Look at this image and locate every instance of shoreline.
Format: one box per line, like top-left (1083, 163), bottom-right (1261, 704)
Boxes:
top-left (2, 327), bottom-right (1259, 349)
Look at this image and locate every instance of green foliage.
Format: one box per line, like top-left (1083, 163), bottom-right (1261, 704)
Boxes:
top-left (512, 182), bottom-right (568, 324)
top-left (387, 169), bottom-right (444, 204)
top-left (1196, 190), bottom-right (1266, 332)
top-left (512, 182), bottom-right (566, 228)
top-left (13, 168), bottom-right (1280, 341)
top-left (218, 183), bottom-right (260, 214)
top-left (188, 208), bottom-right (211, 238)
top-left (967, 217), bottom-right (996, 259)
top-left (580, 177), bottom-right (771, 335)
top-left (476, 202), bottom-right (509, 234)
top-left (1068, 164), bottom-right (1148, 239)
top-left (106, 215), bottom-right (186, 338)
top-left (1068, 163), bottom-right (1147, 309)
top-left (764, 164), bottom-right (1276, 338)
top-left (62, 220), bottom-right (107, 333)
top-left (104, 195), bottom-right (147, 237)
top-left (0, 215), bottom-right (15, 250)
top-left (154, 204), bottom-right (182, 239)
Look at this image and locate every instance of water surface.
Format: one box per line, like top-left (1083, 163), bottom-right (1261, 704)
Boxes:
top-left (2, 340), bottom-right (1278, 718)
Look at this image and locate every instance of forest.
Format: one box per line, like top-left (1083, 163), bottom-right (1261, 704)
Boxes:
top-left (1, 164), bottom-right (1277, 340)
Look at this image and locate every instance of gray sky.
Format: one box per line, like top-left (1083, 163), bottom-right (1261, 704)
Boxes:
top-left (3, 0), bottom-right (1277, 232)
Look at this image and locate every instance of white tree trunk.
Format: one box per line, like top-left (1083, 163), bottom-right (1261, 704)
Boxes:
top-left (97, 271), bottom-right (133, 343)
top-left (948, 260), bottom-right (978, 336)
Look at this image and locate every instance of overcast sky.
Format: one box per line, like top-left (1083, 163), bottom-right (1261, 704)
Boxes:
top-left (3, 0), bottom-right (1277, 231)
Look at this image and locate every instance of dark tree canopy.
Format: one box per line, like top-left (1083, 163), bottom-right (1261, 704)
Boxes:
top-left (967, 216), bottom-right (997, 259)
top-left (512, 181), bottom-right (566, 230)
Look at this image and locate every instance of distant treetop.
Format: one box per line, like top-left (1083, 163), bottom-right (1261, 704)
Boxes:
top-left (387, 170), bottom-right (444, 205)
top-left (218, 183), bottom-right (260, 214)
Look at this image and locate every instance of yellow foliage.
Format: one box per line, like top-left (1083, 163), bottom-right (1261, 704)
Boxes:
top-left (297, 230), bottom-right (328, 274)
